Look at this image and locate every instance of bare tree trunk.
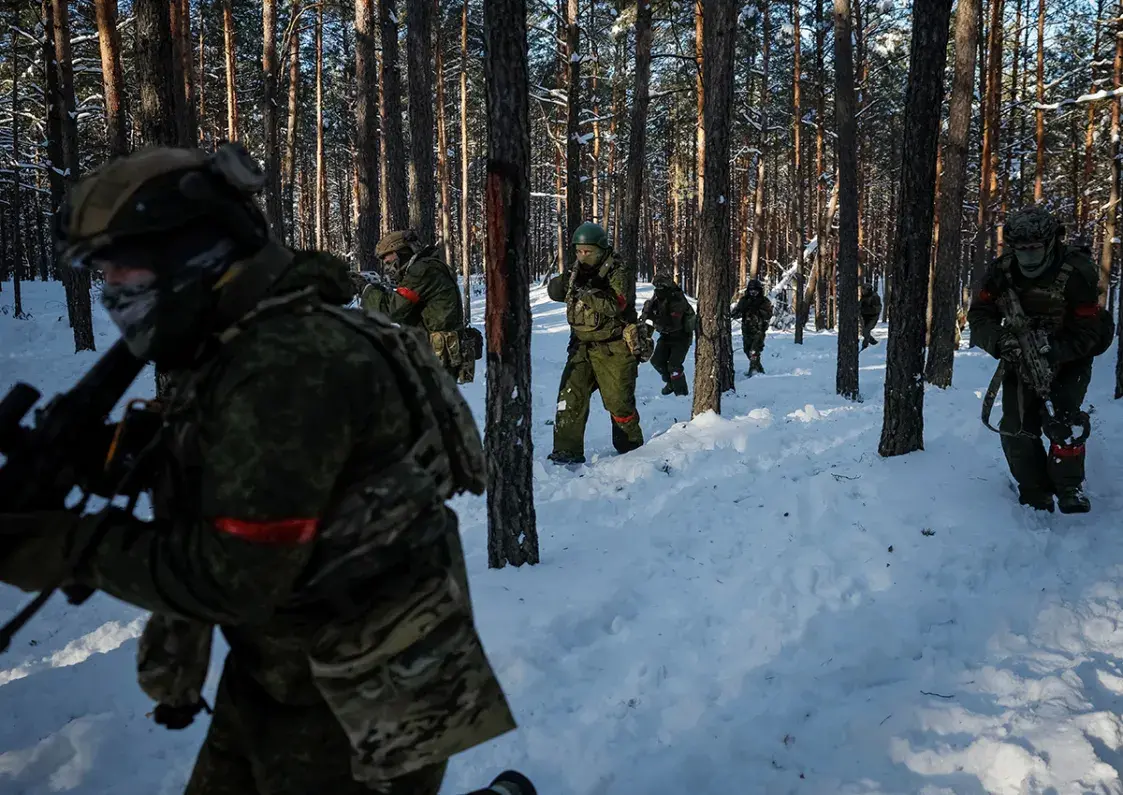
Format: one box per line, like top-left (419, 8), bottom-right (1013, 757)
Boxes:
top-left (135, 0), bottom-right (179, 147)
top-left (792, 0), bottom-right (807, 343)
top-left (972, 0), bottom-right (1004, 291)
top-left (1102, 6), bottom-right (1122, 308)
top-left (356, 0), bottom-right (381, 268)
top-left (10, 10), bottom-right (24, 318)
top-left (407, 0), bottom-right (437, 242)
top-left (222, 0), bottom-right (239, 141)
top-left (168, 0), bottom-right (189, 145)
top-left (749, 0), bottom-right (770, 281)
top-left (692, 0), bottom-right (736, 416)
top-left (199, 10), bottom-right (207, 145)
top-left (380, 0), bottom-right (410, 231)
top-left (435, 0), bottom-right (454, 267)
top-left (95, 0), bottom-right (128, 158)
top-left (835, 0), bottom-right (860, 399)
top-left (460, 2), bottom-right (472, 318)
top-left (564, 0), bottom-right (582, 266)
top-left (284, 0), bottom-right (301, 244)
top-left (879, 0), bottom-right (953, 457)
top-left (179, 0), bottom-right (197, 145)
top-left (618, 0), bottom-right (651, 308)
top-left (815, 0), bottom-right (827, 330)
top-left (315, 3), bottom-right (325, 250)
top-left (483, 0), bottom-right (538, 567)
top-left (1033, 0), bottom-right (1045, 202)
top-left (926, 0), bottom-right (979, 387)
top-left (1080, 0), bottom-right (1104, 238)
top-left (259, 0), bottom-right (284, 238)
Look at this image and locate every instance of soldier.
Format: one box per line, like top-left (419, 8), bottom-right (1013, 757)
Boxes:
top-left (351, 267), bottom-right (393, 314)
top-left (374, 230), bottom-right (477, 383)
top-left (968, 205), bottom-right (1114, 513)
top-left (860, 281), bottom-right (882, 349)
top-left (0, 144), bottom-right (515, 794)
top-left (732, 278), bottom-right (773, 376)
top-left (547, 222), bottom-right (644, 464)
top-left (642, 273), bottom-right (695, 396)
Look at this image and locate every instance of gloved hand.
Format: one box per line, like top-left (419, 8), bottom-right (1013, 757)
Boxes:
top-left (152, 699), bottom-right (211, 730)
top-left (0, 511), bottom-right (79, 592)
top-left (349, 271), bottom-right (367, 295)
top-left (997, 330), bottom-right (1022, 363)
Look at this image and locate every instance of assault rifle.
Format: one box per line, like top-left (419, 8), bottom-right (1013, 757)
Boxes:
top-left (980, 283), bottom-right (1090, 445)
top-left (0, 339), bottom-right (147, 652)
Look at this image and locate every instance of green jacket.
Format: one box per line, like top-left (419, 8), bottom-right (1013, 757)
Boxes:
top-left (642, 286), bottom-right (695, 337)
top-left (733, 292), bottom-right (773, 332)
top-left (968, 243), bottom-right (1113, 364)
top-left (547, 254), bottom-right (633, 343)
top-left (860, 291), bottom-right (882, 319)
top-left (385, 247), bottom-right (463, 333)
top-left (68, 243), bottom-right (513, 779)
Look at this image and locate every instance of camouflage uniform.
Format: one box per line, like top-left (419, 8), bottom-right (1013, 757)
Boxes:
top-left (642, 276), bottom-right (695, 396)
top-left (860, 285), bottom-right (881, 349)
top-left (548, 223), bottom-right (644, 464)
top-left (968, 206), bottom-right (1114, 513)
top-left (1, 146), bottom-right (514, 795)
top-left (732, 281), bottom-right (773, 376)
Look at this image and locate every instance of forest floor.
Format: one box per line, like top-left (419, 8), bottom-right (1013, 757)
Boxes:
top-left (3, 280), bottom-right (1123, 794)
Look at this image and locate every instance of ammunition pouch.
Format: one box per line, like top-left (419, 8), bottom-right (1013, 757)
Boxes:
top-left (623, 322), bottom-right (654, 363)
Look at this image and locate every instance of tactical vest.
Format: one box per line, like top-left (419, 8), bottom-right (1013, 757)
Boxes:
top-left (565, 257), bottom-right (626, 342)
top-left (996, 250), bottom-right (1076, 333)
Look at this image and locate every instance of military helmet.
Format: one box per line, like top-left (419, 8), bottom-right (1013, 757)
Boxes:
top-left (653, 273), bottom-right (676, 289)
top-left (571, 222), bottom-right (610, 250)
top-left (375, 229), bottom-right (420, 259)
top-left (58, 143), bottom-right (268, 268)
top-left (746, 278), bottom-right (763, 294)
top-left (1003, 206), bottom-right (1060, 248)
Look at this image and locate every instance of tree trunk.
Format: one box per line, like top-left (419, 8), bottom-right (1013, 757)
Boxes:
top-left (972, 0), bottom-right (1004, 291)
top-left (135, 0), bottom-right (179, 147)
top-left (222, 0), bottom-right (239, 141)
top-left (749, 0), bottom-right (770, 281)
top-left (435, 0), bottom-right (453, 267)
top-left (1033, 0), bottom-right (1045, 202)
top-left (356, 0), bottom-right (381, 268)
top-left (380, 0), bottom-right (410, 231)
top-left (168, 0), bottom-right (189, 145)
top-left (482, 0), bottom-right (538, 567)
top-left (564, 0), bottom-right (582, 267)
top-left (927, 0), bottom-right (979, 387)
top-left (94, 0), bottom-right (128, 158)
top-left (835, 0), bottom-right (860, 399)
top-left (198, 13), bottom-right (207, 145)
top-left (406, 0), bottom-right (436, 242)
top-left (315, 3), bottom-right (325, 250)
top-left (792, 0), bottom-right (807, 344)
top-left (262, 0), bottom-right (284, 239)
top-left (815, 0), bottom-right (827, 330)
top-left (10, 10), bottom-right (24, 318)
top-left (460, 2), bottom-right (472, 319)
top-left (878, 0), bottom-right (953, 457)
top-left (618, 0), bottom-right (651, 307)
top-left (691, 0), bottom-right (736, 416)
top-left (1102, 6), bottom-right (1121, 309)
top-left (179, 0), bottom-right (197, 145)
top-left (285, 0), bottom-right (301, 244)
top-left (1080, 0), bottom-right (1104, 238)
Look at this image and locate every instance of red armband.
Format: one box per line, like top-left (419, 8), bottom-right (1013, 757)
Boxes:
top-left (213, 518), bottom-right (318, 544)
top-left (396, 286), bottom-right (421, 304)
top-left (616, 293), bottom-right (626, 310)
top-left (1073, 303), bottom-right (1101, 319)
top-left (976, 289), bottom-right (994, 304)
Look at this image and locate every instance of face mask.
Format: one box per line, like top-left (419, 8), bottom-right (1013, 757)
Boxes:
top-left (575, 247), bottom-right (603, 268)
top-left (101, 274), bottom-right (160, 359)
top-left (1014, 241), bottom-right (1051, 277)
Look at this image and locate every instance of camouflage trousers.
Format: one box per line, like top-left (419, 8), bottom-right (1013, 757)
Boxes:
top-left (999, 358), bottom-right (1092, 499)
top-left (650, 332), bottom-right (691, 395)
top-left (184, 658), bottom-right (446, 795)
top-left (741, 327), bottom-right (766, 356)
top-left (860, 315), bottom-right (878, 346)
top-left (553, 337), bottom-right (643, 458)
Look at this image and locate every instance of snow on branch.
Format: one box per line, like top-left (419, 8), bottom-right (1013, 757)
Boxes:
top-left (1036, 85), bottom-right (1123, 111)
top-left (769, 237), bottom-right (821, 297)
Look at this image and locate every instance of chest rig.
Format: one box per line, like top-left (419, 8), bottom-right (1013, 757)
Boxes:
top-left (997, 252), bottom-right (1074, 332)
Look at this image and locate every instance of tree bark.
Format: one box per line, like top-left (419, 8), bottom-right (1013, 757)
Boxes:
top-left (749, 0), bottom-right (770, 281)
top-left (315, 3), bottom-right (325, 250)
top-left (262, 0), bottom-right (284, 239)
top-left (972, 0), bottom-right (1003, 291)
top-left (222, 0), bottom-right (239, 141)
top-left (792, 0), bottom-right (807, 344)
top-left (135, 0), bottom-right (179, 147)
top-left (435, 0), bottom-right (453, 267)
top-left (380, 0), bottom-right (410, 231)
top-left (460, 2), bottom-right (472, 319)
top-left (878, 0), bottom-right (953, 457)
top-left (356, 0), bottom-right (382, 268)
top-left (834, 0), bottom-right (860, 400)
top-left (1033, 0), bottom-right (1045, 202)
top-left (10, 10), bottom-right (24, 318)
top-left (482, 0), bottom-right (538, 567)
top-left (180, 0), bottom-right (197, 145)
top-left (1080, 0), bottom-right (1104, 238)
top-left (285, 0), bottom-right (301, 244)
top-left (406, 0), bottom-right (437, 242)
top-left (926, 0), bottom-right (979, 388)
top-left (618, 0), bottom-right (651, 307)
top-left (1102, 5), bottom-right (1121, 309)
top-left (815, 0), bottom-right (828, 330)
top-left (564, 0), bottom-right (582, 267)
top-left (94, 0), bottom-right (128, 158)
top-left (168, 0), bottom-right (189, 145)
top-left (691, 0), bottom-right (736, 416)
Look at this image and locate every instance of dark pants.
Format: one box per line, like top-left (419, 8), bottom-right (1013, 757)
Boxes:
top-left (861, 315), bottom-right (878, 346)
top-left (185, 661), bottom-right (446, 795)
top-left (999, 359), bottom-right (1092, 498)
top-left (651, 332), bottom-right (691, 395)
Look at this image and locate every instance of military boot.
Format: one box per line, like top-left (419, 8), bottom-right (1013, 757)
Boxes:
top-left (548, 451), bottom-right (586, 465)
top-left (661, 382), bottom-right (675, 395)
top-left (1018, 487), bottom-right (1055, 512)
top-left (749, 353), bottom-right (765, 375)
top-left (670, 372), bottom-right (689, 396)
top-left (1057, 487), bottom-right (1091, 514)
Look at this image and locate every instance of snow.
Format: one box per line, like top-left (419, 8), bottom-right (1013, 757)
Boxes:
top-left (5, 280), bottom-right (1123, 794)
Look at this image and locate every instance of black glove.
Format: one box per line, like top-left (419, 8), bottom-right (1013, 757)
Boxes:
top-left (997, 331), bottom-right (1022, 363)
top-left (153, 698), bottom-right (211, 730)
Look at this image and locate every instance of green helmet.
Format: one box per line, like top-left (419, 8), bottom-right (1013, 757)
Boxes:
top-left (1004, 206), bottom-right (1060, 248)
top-left (571, 222), bottom-right (610, 249)
top-left (653, 273), bottom-right (675, 289)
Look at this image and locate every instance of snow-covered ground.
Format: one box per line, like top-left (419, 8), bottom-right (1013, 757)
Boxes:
top-left (3, 279), bottom-right (1123, 795)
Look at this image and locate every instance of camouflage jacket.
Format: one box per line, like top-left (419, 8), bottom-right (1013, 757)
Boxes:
top-left (732, 293), bottom-right (774, 332)
top-left (860, 291), bottom-right (882, 319)
top-left (69, 243), bottom-right (514, 782)
top-left (642, 286), bottom-right (695, 337)
top-left (968, 243), bottom-right (1113, 364)
top-left (386, 247), bottom-right (464, 333)
top-left (547, 254), bottom-right (634, 342)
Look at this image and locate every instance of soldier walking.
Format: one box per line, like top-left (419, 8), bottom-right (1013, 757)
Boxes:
top-left (860, 282), bottom-right (882, 349)
top-left (642, 274), bottom-right (695, 396)
top-left (732, 279), bottom-right (773, 376)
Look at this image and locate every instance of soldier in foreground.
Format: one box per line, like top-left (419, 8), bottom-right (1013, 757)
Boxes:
top-left (642, 273), bottom-right (695, 396)
top-left (968, 206), bottom-right (1114, 513)
top-left (0, 145), bottom-right (514, 794)
top-left (860, 282), bottom-right (882, 349)
top-left (732, 278), bottom-right (773, 376)
top-left (368, 230), bottom-right (479, 384)
top-left (547, 222), bottom-right (645, 464)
